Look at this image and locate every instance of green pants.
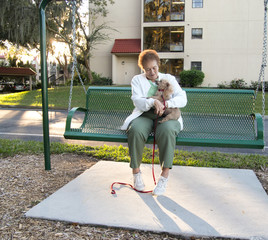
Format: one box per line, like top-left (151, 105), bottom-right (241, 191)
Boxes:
top-left (127, 109), bottom-right (181, 169)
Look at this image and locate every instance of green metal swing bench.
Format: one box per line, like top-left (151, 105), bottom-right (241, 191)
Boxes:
top-left (64, 87), bottom-right (264, 149)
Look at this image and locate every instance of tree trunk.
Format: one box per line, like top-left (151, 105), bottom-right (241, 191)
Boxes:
top-left (84, 56), bottom-right (93, 84)
top-left (56, 54), bottom-right (69, 85)
top-left (29, 76), bottom-right (32, 91)
top-left (63, 54), bottom-right (69, 84)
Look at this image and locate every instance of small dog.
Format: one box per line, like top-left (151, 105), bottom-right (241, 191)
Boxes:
top-left (151, 79), bottom-right (181, 123)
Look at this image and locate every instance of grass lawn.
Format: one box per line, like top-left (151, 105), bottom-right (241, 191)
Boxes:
top-left (0, 138), bottom-right (267, 170)
top-left (0, 86), bottom-right (267, 113)
top-left (255, 91), bottom-right (267, 113)
top-left (0, 86), bottom-right (89, 109)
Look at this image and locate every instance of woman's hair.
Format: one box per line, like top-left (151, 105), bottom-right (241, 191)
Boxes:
top-left (138, 49), bottom-right (160, 70)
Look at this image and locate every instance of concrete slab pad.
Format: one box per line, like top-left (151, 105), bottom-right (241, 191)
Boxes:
top-left (26, 161), bottom-right (268, 239)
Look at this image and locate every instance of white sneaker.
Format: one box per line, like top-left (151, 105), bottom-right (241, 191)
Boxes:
top-left (133, 172), bottom-right (145, 191)
top-left (153, 176), bottom-right (168, 196)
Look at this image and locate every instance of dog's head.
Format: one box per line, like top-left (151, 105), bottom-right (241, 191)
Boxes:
top-left (157, 79), bottom-right (171, 90)
top-left (156, 79), bottom-right (174, 97)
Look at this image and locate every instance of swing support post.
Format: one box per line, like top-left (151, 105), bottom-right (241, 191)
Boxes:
top-left (39, 0), bottom-right (52, 170)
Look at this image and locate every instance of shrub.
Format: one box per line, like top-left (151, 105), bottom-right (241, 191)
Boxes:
top-left (66, 70), bottom-right (112, 86)
top-left (91, 71), bottom-right (112, 85)
top-left (35, 82), bottom-right (42, 89)
top-left (74, 70), bottom-right (90, 85)
top-left (218, 81), bottom-right (229, 89)
top-left (66, 69), bottom-right (89, 86)
top-left (250, 80), bottom-right (268, 91)
top-left (229, 78), bottom-right (247, 89)
top-left (250, 81), bottom-right (259, 90)
top-left (179, 69), bottom-right (205, 87)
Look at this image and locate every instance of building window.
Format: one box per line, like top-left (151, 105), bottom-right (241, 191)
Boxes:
top-left (171, 0), bottom-right (185, 21)
top-left (144, 27), bottom-right (184, 52)
top-left (191, 61), bottom-right (202, 70)
top-left (192, 28), bottom-right (203, 39)
top-left (144, 0), bottom-right (185, 22)
top-left (192, 0), bottom-right (203, 8)
top-left (160, 59), bottom-right (184, 80)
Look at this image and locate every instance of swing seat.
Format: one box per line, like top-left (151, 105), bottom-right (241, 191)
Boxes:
top-left (64, 87), bottom-right (264, 149)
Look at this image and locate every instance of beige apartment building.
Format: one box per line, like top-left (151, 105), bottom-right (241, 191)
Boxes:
top-left (91, 0), bottom-right (265, 87)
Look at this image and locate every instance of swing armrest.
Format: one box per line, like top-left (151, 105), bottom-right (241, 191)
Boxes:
top-left (65, 107), bottom-right (87, 132)
top-left (255, 113), bottom-right (264, 140)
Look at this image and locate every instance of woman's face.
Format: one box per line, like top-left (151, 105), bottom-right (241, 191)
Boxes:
top-left (143, 59), bottom-right (159, 82)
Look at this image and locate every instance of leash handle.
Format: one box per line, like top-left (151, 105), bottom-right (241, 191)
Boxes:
top-left (111, 182), bottom-right (153, 194)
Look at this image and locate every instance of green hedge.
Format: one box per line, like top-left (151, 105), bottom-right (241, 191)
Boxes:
top-left (179, 69), bottom-right (205, 87)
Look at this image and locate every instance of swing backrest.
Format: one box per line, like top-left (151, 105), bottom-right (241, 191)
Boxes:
top-left (81, 87), bottom-right (133, 135)
top-left (182, 88), bottom-right (255, 115)
top-left (85, 87), bottom-right (255, 115)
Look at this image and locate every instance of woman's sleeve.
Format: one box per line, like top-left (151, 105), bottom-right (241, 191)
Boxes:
top-left (166, 76), bottom-right (187, 108)
top-left (131, 76), bottom-right (155, 112)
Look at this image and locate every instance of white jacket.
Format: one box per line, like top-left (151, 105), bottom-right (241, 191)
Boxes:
top-left (121, 72), bottom-right (187, 130)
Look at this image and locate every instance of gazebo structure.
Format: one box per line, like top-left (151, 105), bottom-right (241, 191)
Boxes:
top-left (0, 66), bottom-right (36, 91)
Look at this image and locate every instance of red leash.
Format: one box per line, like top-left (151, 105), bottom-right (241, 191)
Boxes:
top-left (110, 120), bottom-right (157, 194)
top-left (110, 94), bottom-right (166, 195)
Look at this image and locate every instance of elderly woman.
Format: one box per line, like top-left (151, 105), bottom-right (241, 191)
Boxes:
top-left (121, 49), bottom-right (187, 196)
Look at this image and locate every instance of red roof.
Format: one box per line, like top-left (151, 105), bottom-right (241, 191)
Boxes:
top-left (0, 67), bottom-right (36, 76)
top-left (111, 39), bottom-right (141, 54)
top-left (0, 55), bottom-right (5, 59)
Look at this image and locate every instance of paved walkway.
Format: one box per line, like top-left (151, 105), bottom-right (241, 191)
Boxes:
top-left (0, 107), bottom-right (268, 155)
top-left (26, 161), bottom-right (268, 239)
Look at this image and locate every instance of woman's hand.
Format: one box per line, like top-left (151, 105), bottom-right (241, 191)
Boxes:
top-left (154, 99), bottom-right (165, 116)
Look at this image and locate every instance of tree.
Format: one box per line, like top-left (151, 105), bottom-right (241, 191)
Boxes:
top-left (0, 0), bottom-right (74, 80)
top-left (4, 44), bottom-right (31, 67)
top-left (0, 0), bottom-right (74, 48)
top-left (0, 0), bottom-right (115, 84)
top-left (48, 0), bottom-right (116, 83)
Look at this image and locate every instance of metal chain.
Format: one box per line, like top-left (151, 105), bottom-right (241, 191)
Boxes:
top-left (256, 0), bottom-right (268, 118)
top-left (262, 1), bottom-right (267, 118)
top-left (256, 0), bottom-right (268, 149)
top-left (68, 0), bottom-right (87, 112)
top-left (68, 0), bottom-right (76, 112)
